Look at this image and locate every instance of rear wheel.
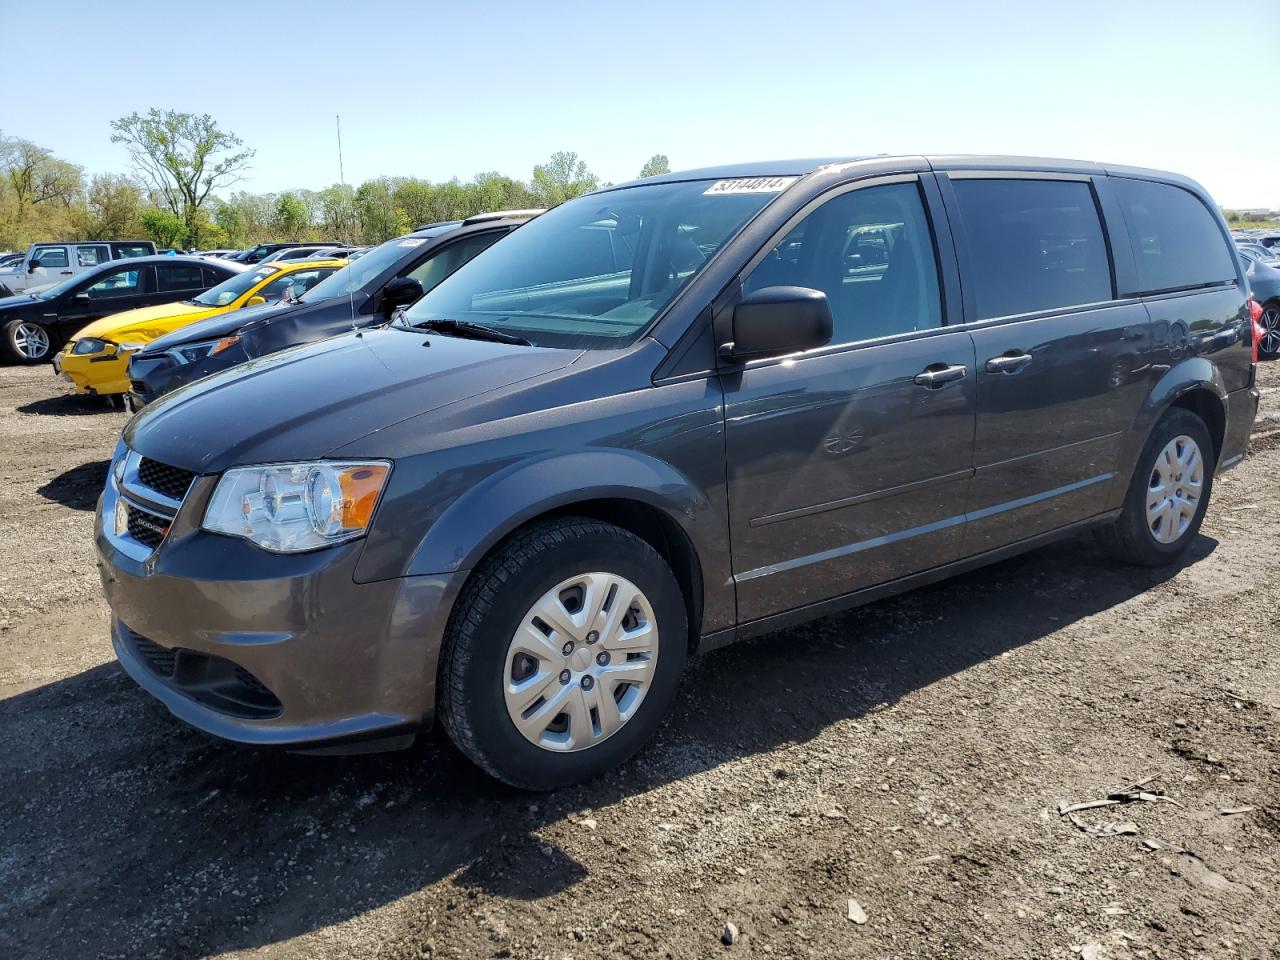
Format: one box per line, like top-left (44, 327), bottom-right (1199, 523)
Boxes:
top-left (1259, 300), bottom-right (1280, 361)
top-left (1097, 408), bottom-right (1214, 566)
top-left (2, 320), bottom-right (52, 364)
top-left (439, 517), bottom-right (687, 790)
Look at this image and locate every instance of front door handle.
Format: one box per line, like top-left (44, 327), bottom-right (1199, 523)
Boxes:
top-left (913, 363), bottom-right (967, 387)
top-left (985, 352), bottom-right (1033, 373)
top-left (60, 270), bottom-right (73, 275)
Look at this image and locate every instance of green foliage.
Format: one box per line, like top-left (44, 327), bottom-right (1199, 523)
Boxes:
top-left (139, 208), bottom-right (187, 248)
top-left (1, 124), bottom-right (636, 254)
top-left (531, 151), bottom-right (599, 205)
top-left (273, 191), bottom-right (309, 240)
top-left (110, 109), bottom-right (255, 239)
top-left (638, 154), bottom-right (670, 178)
top-left (74, 174), bottom-right (144, 240)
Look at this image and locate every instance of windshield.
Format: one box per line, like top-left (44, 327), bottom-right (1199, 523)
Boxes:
top-left (301, 235), bottom-right (420, 301)
top-left (193, 265), bottom-right (275, 306)
top-left (400, 179), bottom-right (783, 347)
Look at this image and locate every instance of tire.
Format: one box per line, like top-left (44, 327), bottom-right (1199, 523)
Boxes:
top-left (1097, 408), bottom-right (1215, 566)
top-left (1258, 300), bottom-right (1280, 361)
top-left (2, 319), bottom-right (53, 364)
top-left (439, 517), bottom-right (688, 790)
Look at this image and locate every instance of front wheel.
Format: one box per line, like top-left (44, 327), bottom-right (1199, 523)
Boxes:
top-left (439, 518), bottom-right (688, 790)
top-left (1097, 408), bottom-right (1214, 566)
top-left (2, 319), bottom-right (53, 364)
top-left (1258, 300), bottom-right (1280, 361)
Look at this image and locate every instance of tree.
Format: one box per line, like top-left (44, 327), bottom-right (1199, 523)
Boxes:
top-left (0, 135), bottom-right (84, 221)
top-left (318, 183), bottom-right (357, 240)
top-left (273, 191), bottom-right (309, 239)
top-left (110, 109), bottom-right (254, 241)
top-left (638, 154), bottom-right (670, 179)
top-left (75, 174), bottom-right (143, 239)
top-left (139, 207), bottom-right (187, 248)
top-left (355, 178), bottom-right (408, 243)
top-left (531, 151), bottom-right (598, 205)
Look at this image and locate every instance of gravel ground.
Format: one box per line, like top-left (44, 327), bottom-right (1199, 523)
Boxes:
top-left (1, 362), bottom-right (1278, 960)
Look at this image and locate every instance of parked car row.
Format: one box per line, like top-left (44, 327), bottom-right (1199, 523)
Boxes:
top-left (86, 155), bottom-right (1263, 790)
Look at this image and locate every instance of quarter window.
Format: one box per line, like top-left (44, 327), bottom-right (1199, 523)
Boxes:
top-left (951, 178), bottom-right (1112, 320)
top-left (1112, 178), bottom-right (1236, 294)
top-left (743, 181), bottom-right (943, 344)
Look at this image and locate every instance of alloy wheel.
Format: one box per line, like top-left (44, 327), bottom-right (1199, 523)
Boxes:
top-left (1261, 304), bottom-right (1280, 358)
top-left (503, 572), bottom-right (659, 752)
top-left (1146, 434), bottom-right (1204, 544)
top-left (12, 322), bottom-right (50, 360)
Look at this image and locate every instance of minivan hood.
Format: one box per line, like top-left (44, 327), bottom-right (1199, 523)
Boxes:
top-left (141, 300), bottom-right (299, 354)
top-left (124, 327), bottom-right (581, 473)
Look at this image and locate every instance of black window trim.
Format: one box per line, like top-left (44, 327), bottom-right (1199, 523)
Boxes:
top-left (936, 170), bottom-right (1121, 329)
top-left (714, 172), bottom-right (956, 371)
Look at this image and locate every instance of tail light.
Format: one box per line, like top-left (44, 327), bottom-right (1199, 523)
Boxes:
top-left (1249, 299), bottom-right (1264, 364)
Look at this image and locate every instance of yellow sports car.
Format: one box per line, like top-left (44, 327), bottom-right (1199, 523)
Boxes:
top-left (55, 259), bottom-right (345, 397)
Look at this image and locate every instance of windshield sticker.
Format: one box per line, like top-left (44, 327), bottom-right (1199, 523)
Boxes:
top-left (704, 177), bottom-right (799, 196)
top-left (398, 239), bottom-right (427, 247)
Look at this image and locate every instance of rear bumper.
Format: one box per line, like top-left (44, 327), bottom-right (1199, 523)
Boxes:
top-left (1218, 383), bottom-right (1260, 472)
top-left (96, 469), bottom-right (466, 752)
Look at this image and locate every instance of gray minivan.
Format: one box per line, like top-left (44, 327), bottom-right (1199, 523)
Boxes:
top-left (97, 156), bottom-right (1261, 789)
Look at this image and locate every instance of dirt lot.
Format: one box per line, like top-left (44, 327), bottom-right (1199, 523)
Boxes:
top-left (2, 363), bottom-right (1279, 960)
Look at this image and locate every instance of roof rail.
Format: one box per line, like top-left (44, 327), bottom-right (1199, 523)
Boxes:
top-left (460, 209), bottom-right (545, 225)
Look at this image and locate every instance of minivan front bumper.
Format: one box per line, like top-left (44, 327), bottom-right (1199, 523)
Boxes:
top-left (96, 469), bottom-right (464, 753)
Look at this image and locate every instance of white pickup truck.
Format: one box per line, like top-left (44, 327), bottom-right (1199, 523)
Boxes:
top-left (0, 241), bottom-right (156, 296)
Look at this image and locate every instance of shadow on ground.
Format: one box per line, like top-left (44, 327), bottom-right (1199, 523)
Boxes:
top-left (0, 533), bottom-right (1215, 958)
top-left (37, 460), bottom-right (109, 511)
top-left (16, 394), bottom-right (117, 416)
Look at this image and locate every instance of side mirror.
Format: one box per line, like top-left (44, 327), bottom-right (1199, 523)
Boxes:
top-left (380, 276), bottom-right (424, 313)
top-left (720, 285), bottom-right (833, 363)
top-left (73, 292), bottom-right (91, 302)
top-left (28, 262), bottom-right (39, 273)
top-left (244, 295), bottom-right (267, 308)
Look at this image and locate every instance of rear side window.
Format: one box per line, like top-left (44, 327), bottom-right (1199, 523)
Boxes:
top-left (112, 244), bottom-right (153, 259)
top-left (951, 178), bottom-right (1112, 320)
top-left (156, 265), bottom-right (205, 292)
top-left (76, 245), bottom-right (108, 267)
top-left (1112, 179), bottom-right (1236, 294)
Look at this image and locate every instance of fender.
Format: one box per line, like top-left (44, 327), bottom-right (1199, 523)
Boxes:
top-left (401, 447), bottom-right (735, 632)
top-left (406, 448), bottom-right (712, 574)
top-left (1106, 357), bottom-right (1227, 510)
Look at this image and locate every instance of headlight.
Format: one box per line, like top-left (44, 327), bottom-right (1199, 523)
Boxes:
top-left (202, 461), bottom-right (390, 553)
top-left (71, 337), bottom-right (109, 355)
top-left (167, 339), bottom-right (221, 364)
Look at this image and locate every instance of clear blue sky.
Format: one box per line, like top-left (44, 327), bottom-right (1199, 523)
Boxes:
top-left (5, 0), bottom-right (1278, 207)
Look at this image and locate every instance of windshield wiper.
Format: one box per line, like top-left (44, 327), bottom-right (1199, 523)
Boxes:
top-left (410, 318), bottom-right (531, 346)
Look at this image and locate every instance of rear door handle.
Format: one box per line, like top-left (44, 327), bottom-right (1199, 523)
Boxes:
top-left (985, 352), bottom-right (1033, 373)
top-left (913, 363), bottom-right (967, 387)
